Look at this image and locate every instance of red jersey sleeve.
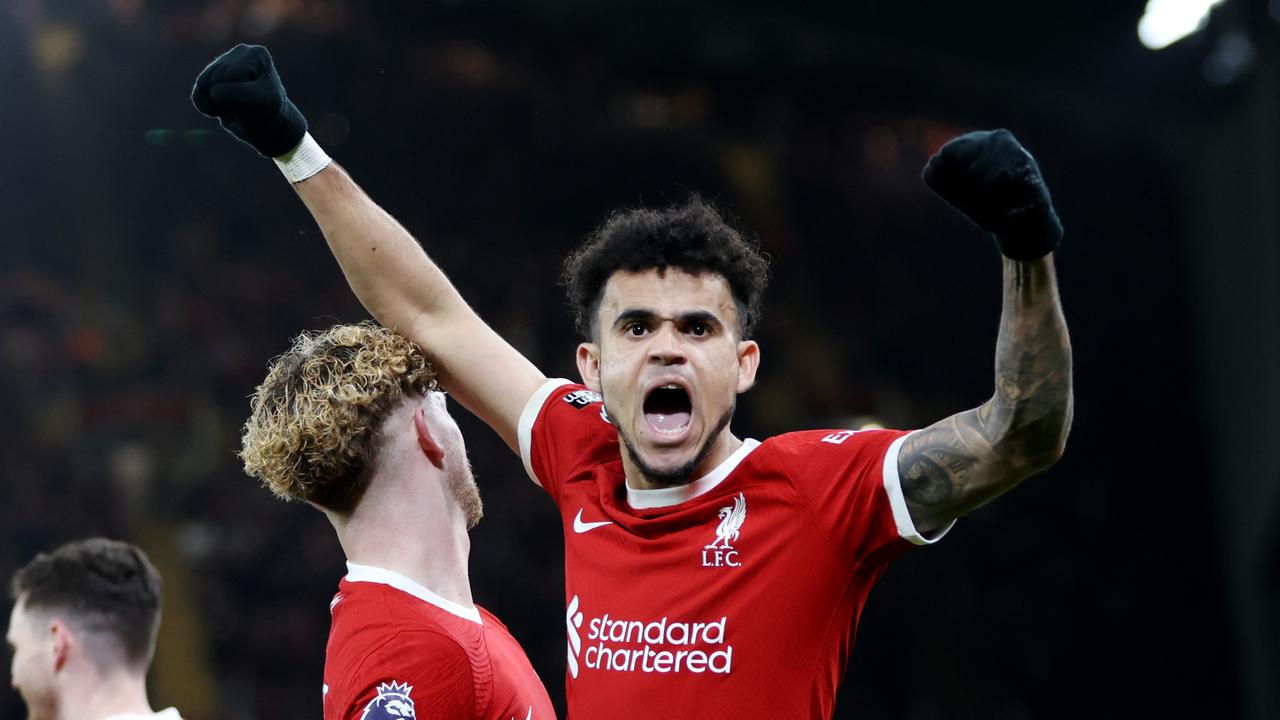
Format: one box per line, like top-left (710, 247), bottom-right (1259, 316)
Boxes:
top-left (339, 630), bottom-right (476, 720)
top-left (775, 429), bottom-right (954, 565)
top-left (516, 379), bottom-right (619, 503)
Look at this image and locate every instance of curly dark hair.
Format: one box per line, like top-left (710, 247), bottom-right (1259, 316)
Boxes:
top-left (10, 538), bottom-right (163, 670)
top-left (240, 322), bottom-right (437, 514)
top-left (562, 197), bottom-right (770, 338)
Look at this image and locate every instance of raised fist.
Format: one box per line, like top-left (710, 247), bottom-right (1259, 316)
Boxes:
top-left (922, 129), bottom-right (1063, 261)
top-left (191, 44), bottom-right (308, 158)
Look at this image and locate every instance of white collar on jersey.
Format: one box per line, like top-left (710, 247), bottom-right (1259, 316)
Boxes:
top-left (344, 562), bottom-right (482, 624)
top-left (626, 438), bottom-right (761, 509)
top-left (102, 709), bottom-right (182, 720)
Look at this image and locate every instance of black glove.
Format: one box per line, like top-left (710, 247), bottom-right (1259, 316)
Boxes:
top-left (922, 129), bottom-right (1062, 261)
top-left (191, 44), bottom-right (308, 158)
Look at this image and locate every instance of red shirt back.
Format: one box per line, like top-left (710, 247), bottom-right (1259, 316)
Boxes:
top-left (322, 563), bottom-right (556, 720)
top-left (517, 381), bottom-right (950, 719)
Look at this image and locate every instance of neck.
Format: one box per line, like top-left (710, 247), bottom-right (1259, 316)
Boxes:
top-left (59, 668), bottom-right (152, 720)
top-left (328, 472), bottom-right (473, 608)
top-left (621, 429), bottom-right (743, 491)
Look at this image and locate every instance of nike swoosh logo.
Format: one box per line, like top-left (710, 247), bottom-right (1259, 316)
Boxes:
top-left (573, 508), bottom-right (613, 534)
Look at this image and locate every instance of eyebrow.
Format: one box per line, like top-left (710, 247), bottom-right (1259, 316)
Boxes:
top-left (612, 308), bottom-right (723, 331)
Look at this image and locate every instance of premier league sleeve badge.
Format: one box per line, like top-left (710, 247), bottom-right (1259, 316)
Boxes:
top-left (360, 681), bottom-right (416, 719)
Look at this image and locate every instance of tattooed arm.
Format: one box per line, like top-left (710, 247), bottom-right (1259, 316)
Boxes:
top-left (898, 255), bottom-right (1073, 534)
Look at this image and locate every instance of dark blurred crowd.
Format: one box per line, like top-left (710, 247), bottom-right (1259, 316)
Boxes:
top-left (1, 1), bottom-right (1242, 718)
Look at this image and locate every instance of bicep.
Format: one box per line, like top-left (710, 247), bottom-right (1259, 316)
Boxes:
top-left (896, 406), bottom-right (1019, 533)
top-left (405, 309), bottom-right (547, 453)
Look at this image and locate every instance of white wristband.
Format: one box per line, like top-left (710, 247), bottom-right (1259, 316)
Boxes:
top-left (273, 133), bottom-right (332, 183)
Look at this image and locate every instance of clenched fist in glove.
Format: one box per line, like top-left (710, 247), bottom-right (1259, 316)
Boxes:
top-left (922, 129), bottom-right (1063, 261)
top-left (191, 44), bottom-right (308, 159)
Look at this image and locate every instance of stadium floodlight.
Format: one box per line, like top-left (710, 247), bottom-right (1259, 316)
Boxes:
top-left (1138, 0), bottom-right (1228, 49)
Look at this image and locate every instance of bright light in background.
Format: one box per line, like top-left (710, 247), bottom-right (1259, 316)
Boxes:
top-left (1138, 0), bottom-right (1227, 49)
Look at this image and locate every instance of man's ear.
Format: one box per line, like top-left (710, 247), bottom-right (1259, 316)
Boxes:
top-left (413, 408), bottom-right (445, 469)
top-left (736, 340), bottom-right (760, 394)
top-left (576, 342), bottom-right (602, 392)
top-left (49, 619), bottom-right (70, 672)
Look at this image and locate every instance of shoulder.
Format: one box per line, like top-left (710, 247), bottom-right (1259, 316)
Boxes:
top-left (331, 587), bottom-right (471, 673)
top-left (756, 429), bottom-right (911, 496)
top-left (352, 628), bottom-right (476, 694)
top-left (375, 626), bottom-right (472, 659)
top-left (345, 630), bottom-right (478, 719)
top-left (520, 379), bottom-right (621, 489)
top-left (763, 428), bottom-right (906, 460)
top-left (529, 381), bottom-right (613, 430)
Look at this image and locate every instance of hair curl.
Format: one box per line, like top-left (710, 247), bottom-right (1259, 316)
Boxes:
top-left (562, 196), bottom-right (770, 339)
top-left (240, 322), bottom-right (436, 513)
top-left (10, 538), bottom-right (163, 670)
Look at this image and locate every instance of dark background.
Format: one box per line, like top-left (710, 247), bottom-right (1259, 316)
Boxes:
top-left (2, 1), bottom-right (1276, 718)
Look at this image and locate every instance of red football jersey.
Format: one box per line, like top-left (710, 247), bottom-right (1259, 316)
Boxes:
top-left (322, 563), bottom-right (555, 720)
top-left (517, 381), bottom-right (952, 719)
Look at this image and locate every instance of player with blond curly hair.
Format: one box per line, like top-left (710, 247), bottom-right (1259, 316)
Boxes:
top-left (241, 322), bottom-right (554, 720)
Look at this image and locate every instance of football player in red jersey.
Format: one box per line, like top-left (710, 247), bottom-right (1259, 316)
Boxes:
top-left (6, 538), bottom-right (182, 720)
top-left (195, 44), bottom-right (1073, 719)
top-left (239, 323), bottom-right (555, 719)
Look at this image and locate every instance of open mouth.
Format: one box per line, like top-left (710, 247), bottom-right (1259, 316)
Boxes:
top-left (643, 384), bottom-right (692, 434)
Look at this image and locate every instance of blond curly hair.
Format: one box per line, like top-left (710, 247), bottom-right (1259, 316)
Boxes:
top-left (240, 322), bottom-right (436, 513)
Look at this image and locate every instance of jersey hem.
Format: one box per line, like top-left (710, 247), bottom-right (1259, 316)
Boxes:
top-left (517, 378), bottom-right (575, 487)
top-left (882, 433), bottom-right (956, 545)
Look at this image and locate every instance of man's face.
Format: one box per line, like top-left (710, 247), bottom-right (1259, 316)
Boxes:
top-left (422, 391), bottom-right (483, 528)
top-left (7, 600), bottom-right (57, 720)
top-left (579, 269), bottom-right (759, 486)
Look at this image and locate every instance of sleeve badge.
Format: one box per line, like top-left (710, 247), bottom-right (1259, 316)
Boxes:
top-left (562, 389), bottom-right (603, 409)
top-left (360, 680), bottom-right (416, 719)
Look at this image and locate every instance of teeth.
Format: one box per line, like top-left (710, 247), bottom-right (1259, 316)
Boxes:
top-left (660, 384), bottom-right (679, 390)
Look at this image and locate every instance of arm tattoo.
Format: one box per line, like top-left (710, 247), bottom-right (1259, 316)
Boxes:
top-left (899, 257), bottom-right (1074, 528)
top-left (901, 415), bottom-right (980, 507)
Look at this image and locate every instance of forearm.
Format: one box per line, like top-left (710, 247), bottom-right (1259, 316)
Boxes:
top-left (192, 44), bottom-right (547, 449)
top-left (899, 255), bottom-right (1073, 529)
top-left (981, 254), bottom-right (1074, 471)
top-left (291, 162), bottom-right (470, 335)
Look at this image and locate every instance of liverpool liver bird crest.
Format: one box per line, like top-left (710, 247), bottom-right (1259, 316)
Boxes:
top-left (708, 493), bottom-right (747, 549)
